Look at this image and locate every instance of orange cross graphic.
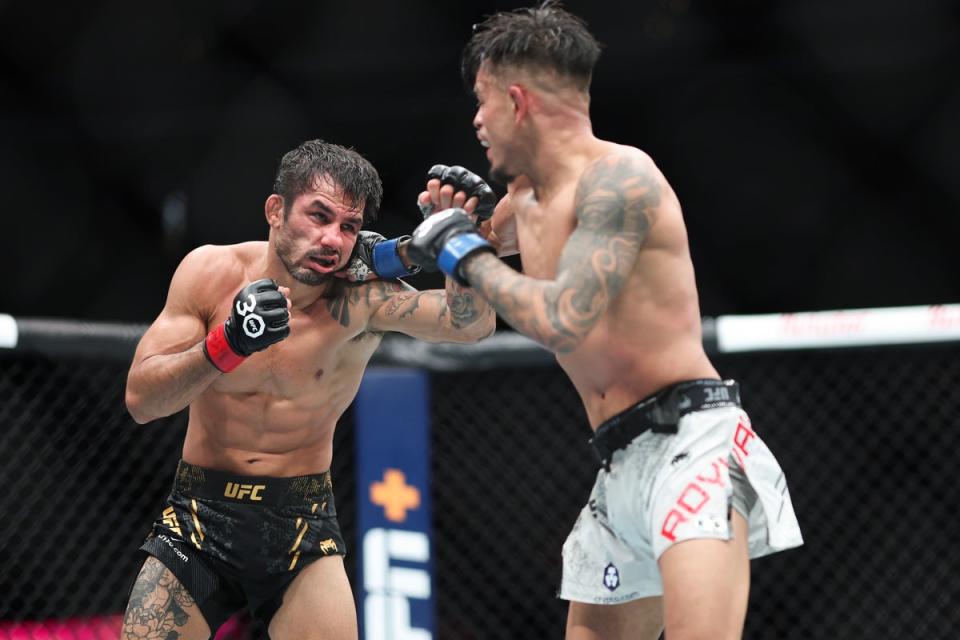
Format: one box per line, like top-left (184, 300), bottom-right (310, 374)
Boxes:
top-left (370, 469), bottom-right (421, 523)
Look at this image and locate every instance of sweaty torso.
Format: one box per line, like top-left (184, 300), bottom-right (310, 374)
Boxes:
top-left (512, 143), bottom-right (718, 430)
top-left (184, 243), bottom-right (382, 476)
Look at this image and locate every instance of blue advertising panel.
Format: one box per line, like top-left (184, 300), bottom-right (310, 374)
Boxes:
top-left (355, 368), bottom-right (433, 640)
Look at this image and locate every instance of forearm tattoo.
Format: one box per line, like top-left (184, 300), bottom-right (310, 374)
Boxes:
top-left (446, 281), bottom-right (484, 329)
top-left (464, 153), bottom-right (655, 353)
top-left (334, 278), bottom-right (491, 337)
top-left (122, 557), bottom-right (197, 639)
top-left (381, 290), bottom-right (424, 319)
top-left (377, 280), bottom-right (489, 331)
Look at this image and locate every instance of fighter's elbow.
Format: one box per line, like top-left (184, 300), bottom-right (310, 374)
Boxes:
top-left (459, 315), bottom-right (497, 344)
top-left (125, 389), bottom-right (156, 425)
top-left (467, 324), bottom-right (496, 344)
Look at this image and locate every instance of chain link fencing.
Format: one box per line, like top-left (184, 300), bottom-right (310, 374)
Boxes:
top-left (1, 324), bottom-right (958, 639)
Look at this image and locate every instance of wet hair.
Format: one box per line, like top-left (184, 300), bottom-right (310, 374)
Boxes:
top-left (462, 1), bottom-right (602, 92)
top-left (272, 139), bottom-right (383, 224)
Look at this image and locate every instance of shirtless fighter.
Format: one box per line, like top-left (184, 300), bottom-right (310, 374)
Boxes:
top-left (407, 5), bottom-right (803, 639)
top-left (122, 139), bottom-right (495, 640)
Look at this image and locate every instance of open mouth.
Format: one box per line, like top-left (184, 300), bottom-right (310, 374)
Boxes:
top-left (307, 255), bottom-right (338, 270)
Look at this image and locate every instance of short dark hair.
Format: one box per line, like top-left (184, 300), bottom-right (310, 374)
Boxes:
top-left (462, 1), bottom-right (602, 91)
top-left (273, 139), bottom-right (383, 224)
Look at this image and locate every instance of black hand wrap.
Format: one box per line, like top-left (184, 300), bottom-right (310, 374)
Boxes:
top-left (426, 164), bottom-right (496, 221)
top-left (342, 231), bottom-right (418, 282)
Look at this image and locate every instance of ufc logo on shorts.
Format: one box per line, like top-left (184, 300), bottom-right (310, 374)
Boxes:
top-left (161, 506), bottom-right (183, 537)
top-left (704, 386), bottom-right (730, 403)
top-left (660, 417), bottom-right (756, 543)
top-left (224, 482), bottom-right (266, 501)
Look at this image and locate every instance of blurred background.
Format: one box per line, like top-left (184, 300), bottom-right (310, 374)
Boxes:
top-left (1, 0), bottom-right (958, 322)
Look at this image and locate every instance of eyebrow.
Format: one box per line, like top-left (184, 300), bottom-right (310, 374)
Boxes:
top-left (307, 199), bottom-right (362, 226)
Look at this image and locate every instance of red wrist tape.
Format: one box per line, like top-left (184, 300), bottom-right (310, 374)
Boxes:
top-left (203, 324), bottom-right (246, 373)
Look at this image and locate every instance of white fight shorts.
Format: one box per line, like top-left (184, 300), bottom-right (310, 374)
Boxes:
top-left (559, 406), bottom-right (803, 604)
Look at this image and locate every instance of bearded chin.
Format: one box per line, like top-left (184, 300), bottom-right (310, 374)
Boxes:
top-left (288, 266), bottom-right (330, 286)
top-left (275, 239), bottom-right (331, 286)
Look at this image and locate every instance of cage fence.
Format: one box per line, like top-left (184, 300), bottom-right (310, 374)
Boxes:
top-left (1, 307), bottom-right (958, 639)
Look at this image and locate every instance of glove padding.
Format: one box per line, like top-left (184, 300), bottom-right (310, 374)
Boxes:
top-left (224, 279), bottom-right (290, 356)
top-left (338, 231), bottom-right (417, 282)
top-left (420, 164), bottom-right (496, 221)
top-left (407, 208), bottom-right (494, 286)
top-left (203, 279), bottom-right (290, 372)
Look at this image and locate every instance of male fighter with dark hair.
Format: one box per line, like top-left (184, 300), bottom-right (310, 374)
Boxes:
top-left (123, 139), bottom-right (495, 640)
top-left (408, 5), bottom-right (803, 639)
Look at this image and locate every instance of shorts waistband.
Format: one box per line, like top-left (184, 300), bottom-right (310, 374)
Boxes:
top-left (589, 379), bottom-right (741, 469)
top-left (172, 460), bottom-right (333, 506)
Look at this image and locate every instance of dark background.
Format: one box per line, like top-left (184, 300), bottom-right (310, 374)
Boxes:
top-left (1, 0), bottom-right (958, 323)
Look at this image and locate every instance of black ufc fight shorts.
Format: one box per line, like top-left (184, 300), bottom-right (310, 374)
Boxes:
top-left (138, 460), bottom-right (345, 629)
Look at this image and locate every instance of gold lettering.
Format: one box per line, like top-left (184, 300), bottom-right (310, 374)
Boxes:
top-left (161, 506), bottom-right (182, 537)
top-left (224, 481), bottom-right (267, 501)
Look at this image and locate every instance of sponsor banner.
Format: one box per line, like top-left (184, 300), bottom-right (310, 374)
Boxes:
top-left (355, 368), bottom-right (433, 640)
top-left (716, 304), bottom-right (960, 353)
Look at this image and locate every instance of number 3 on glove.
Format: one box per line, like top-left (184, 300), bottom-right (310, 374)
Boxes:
top-left (203, 279), bottom-right (290, 372)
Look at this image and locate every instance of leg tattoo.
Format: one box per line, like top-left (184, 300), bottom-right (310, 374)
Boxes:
top-left (122, 558), bottom-right (199, 639)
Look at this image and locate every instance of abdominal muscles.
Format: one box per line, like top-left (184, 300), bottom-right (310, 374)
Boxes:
top-left (184, 351), bottom-right (372, 476)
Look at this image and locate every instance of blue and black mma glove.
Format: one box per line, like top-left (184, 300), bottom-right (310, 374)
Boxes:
top-left (406, 208), bottom-right (495, 286)
top-left (420, 164), bottom-right (496, 222)
top-left (203, 278), bottom-right (290, 373)
top-left (340, 231), bottom-right (421, 282)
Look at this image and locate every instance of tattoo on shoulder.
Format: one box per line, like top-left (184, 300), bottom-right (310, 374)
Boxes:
top-left (548, 153), bottom-right (657, 342)
top-left (575, 152), bottom-right (657, 237)
top-left (466, 152), bottom-right (658, 353)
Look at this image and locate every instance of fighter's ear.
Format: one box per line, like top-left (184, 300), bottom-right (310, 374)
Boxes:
top-left (265, 194), bottom-right (284, 226)
top-left (508, 84), bottom-right (530, 123)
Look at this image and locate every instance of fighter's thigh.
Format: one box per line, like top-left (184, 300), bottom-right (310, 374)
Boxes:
top-left (268, 555), bottom-right (357, 640)
top-left (122, 556), bottom-right (211, 640)
top-left (658, 510), bottom-right (750, 640)
top-left (566, 597), bottom-right (663, 640)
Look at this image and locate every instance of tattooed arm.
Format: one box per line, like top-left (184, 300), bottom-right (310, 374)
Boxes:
top-left (461, 152), bottom-right (655, 354)
top-left (365, 277), bottom-right (496, 343)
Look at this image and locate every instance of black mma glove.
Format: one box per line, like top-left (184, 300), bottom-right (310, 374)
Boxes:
top-left (406, 208), bottom-right (495, 286)
top-left (420, 164), bottom-right (496, 222)
top-left (203, 279), bottom-right (290, 372)
top-left (338, 231), bottom-right (420, 282)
